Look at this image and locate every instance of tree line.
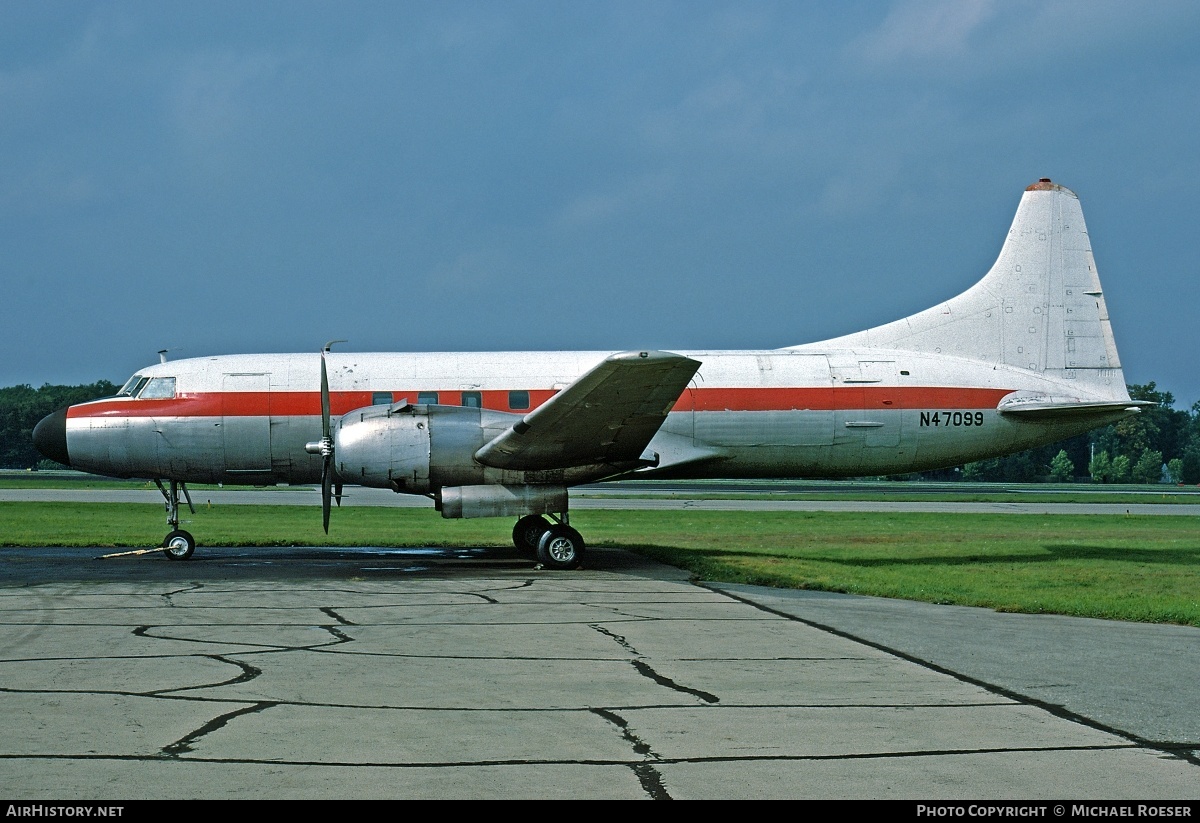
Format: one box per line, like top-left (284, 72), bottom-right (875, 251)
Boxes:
top-left (2, 380), bottom-right (1198, 484)
top-left (909, 383), bottom-right (1200, 484)
top-left (0, 381), bottom-right (118, 469)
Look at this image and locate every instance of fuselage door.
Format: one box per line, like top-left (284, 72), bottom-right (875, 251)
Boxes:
top-left (222, 373), bottom-right (273, 474)
top-left (830, 358), bottom-right (900, 447)
top-left (772, 353), bottom-right (835, 446)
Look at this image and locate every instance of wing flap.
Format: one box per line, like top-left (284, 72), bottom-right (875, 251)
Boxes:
top-left (475, 350), bottom-right (701, 471)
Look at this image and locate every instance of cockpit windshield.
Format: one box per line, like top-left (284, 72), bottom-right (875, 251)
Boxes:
top-left (139, 377), bottom-right (176, 399)
top-left (115, 375), bottom-right (175, 399)
top-left (117, 375), bottom-right (148, 397)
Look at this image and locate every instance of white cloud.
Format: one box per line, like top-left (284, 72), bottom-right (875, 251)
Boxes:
top-left (167, 51), bottom-right (282, 147)
top-left (851, 0), bottom-right (1000, 65)
top-left (557, 171), bottom-right (675, 227)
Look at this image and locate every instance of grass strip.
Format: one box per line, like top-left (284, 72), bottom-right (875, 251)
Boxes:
top-left (2, 502), bottom-right (1197, 627)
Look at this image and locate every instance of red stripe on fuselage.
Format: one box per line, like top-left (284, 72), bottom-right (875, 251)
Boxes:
top-left (677, 386), bottom-right (1010, 411)
top-left (66, 386), bottom-right (1013, 419)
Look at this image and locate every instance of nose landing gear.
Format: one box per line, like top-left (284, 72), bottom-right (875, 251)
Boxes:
top-left (155, 479), bottom-right (196, 560)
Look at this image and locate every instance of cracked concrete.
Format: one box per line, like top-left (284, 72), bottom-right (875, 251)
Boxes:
top-left (0, 545), bottom-right (1196, 800)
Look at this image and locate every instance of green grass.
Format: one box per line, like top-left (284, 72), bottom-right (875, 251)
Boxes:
top-left (1, 501), bottom-right (1198, 628)
top-left (599, 490), bottom-right (1200, 504)
top-left (4, 472), bottom-right (1200, 503)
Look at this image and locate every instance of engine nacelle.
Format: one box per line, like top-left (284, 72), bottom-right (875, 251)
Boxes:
top-left (333, 402), bottom-right (624, 512)
top-left (334, 403), bottom-right (432, 492)
top-left (333, 403), bottom-right (521, 493)
top-left (438, 484), bottom-right (568, 519)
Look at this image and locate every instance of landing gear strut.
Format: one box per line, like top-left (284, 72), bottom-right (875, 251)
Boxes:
top-left (155, 479), bottom-right (196, 561)
top-left (512, 512), bottom-right (584, 570)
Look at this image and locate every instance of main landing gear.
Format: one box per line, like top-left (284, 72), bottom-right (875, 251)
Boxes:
top-left (512, 513), bottom-right (585, 570)
top-left (155, 479), bottom-right (196, 561)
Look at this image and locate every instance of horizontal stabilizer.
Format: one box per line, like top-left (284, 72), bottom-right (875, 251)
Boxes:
top-left (997, 391), bottom-right (1152, 421)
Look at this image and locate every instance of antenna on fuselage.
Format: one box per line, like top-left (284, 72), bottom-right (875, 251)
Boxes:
top-left (158, 350), bottom-right (169, 364)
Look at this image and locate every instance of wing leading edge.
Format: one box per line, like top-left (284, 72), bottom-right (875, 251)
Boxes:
top-left (474, 350), bottom-right (701, 471)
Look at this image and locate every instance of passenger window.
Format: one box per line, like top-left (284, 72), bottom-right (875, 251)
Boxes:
top-left (372, 392), bottom-right (392, 406)
top-left (461, 391), bottom-right (481, 408)
top-left (138, 377), bottom-right (176, 400)
top-left (508, 390), bottom-right (529, 410)
top-left (417, 391), bottom-right (439, 405)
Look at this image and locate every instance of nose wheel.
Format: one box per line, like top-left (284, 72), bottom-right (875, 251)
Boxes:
top-left (163, 529), bottom-right (196, 561)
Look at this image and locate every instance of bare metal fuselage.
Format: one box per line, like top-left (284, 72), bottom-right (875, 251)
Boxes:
top-left (61, 347), bottom-right (1127, 489)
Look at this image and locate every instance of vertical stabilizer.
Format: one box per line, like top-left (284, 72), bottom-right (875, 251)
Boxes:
top-left (794, 179), bottom-right (1130, 399)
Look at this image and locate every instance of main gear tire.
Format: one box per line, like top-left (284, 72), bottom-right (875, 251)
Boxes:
top-left (536, 525), bottom-right (585, 570)
top-left (512, 515), bottom-right (551, 557)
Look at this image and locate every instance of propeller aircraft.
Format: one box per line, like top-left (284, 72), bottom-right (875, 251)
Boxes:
top-left (33, 179), bottom-right (1148, 569)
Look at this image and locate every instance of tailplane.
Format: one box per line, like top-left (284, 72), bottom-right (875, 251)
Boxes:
top-left (794, 179), bottom-right (1133, 402)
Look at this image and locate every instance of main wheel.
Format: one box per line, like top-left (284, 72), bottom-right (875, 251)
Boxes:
top-left (536, 525), bottom-right (585, 570)
top-left (512, 515), bottom-right (550, 556)
top-left (162, 529), bottom-right (195, 561)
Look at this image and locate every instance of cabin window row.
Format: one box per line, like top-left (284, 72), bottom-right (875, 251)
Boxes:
top-left (372, 390), bottom-right (530, 411)
top-left (115, 378), bottom-right (531, 411)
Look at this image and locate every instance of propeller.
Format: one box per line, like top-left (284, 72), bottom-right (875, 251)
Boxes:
top-left (308, 340), bottom-right (346, 533)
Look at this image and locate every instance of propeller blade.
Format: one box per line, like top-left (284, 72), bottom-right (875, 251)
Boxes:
top-left (321, 459), bottom-right (333, 533)
top-left (334, 477), bottom-right (343, 508)
top-left (320, 350), bottom-right (331, 439)
top-left (317, 340), bottom-right (345, 533)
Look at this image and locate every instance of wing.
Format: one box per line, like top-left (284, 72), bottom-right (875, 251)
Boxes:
top-left (474, 350), bottom-right (702, 471)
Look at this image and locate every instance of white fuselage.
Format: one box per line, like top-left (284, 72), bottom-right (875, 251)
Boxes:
top-left (61, 346), bottom-right (1126, 488)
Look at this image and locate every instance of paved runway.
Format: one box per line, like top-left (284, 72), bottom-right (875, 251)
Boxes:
top-left (0, 543), bottom-right (1196, 801)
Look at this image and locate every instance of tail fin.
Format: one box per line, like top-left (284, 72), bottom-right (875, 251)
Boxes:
top-left (797, 179), bottom-right (1132, 401)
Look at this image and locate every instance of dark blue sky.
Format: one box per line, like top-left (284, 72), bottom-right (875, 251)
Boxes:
top-left (4, 1), bottom-right (1199, 407)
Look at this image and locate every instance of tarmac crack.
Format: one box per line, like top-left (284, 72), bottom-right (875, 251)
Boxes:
top-left (148, 653), bottom-right (263, 695)
top-left (710, 584), bottom-right (1200, 768)
top-left (132, 623), bottom-right (355, 651)
top-left (630, 659), bottom-right (719, 704)
top-left (160, 584), bottom-right (205, 606)
top-left (592, 624), bottom-right (719, 703)
top-left (162, 701), bottom-right (278, 756)
top-left (592, 624), bottom-right (638, 654)
top-left (591, 708), bottom-right (672, 800)
top-left (320, 606), bottom-right (355, 625)
top-left (1, 742), bottom-right (1151, 770)
top-left (465, 592), bottom-right (501, 604)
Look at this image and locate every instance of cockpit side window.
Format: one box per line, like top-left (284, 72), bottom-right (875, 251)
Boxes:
top-left (139, 377), bottom-right (177, 400)
top-left (117, 376), bottom-right (149, 397)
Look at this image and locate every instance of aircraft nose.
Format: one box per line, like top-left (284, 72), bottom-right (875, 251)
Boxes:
top-left (33, 407), bottom-right (70, 467)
